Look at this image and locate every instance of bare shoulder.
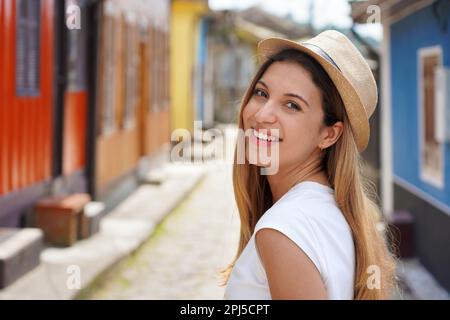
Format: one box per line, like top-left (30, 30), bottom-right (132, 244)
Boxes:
top-left (255, 228), bottom-right (327, 299)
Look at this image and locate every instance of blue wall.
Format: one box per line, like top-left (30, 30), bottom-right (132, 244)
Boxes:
top-left (390, 4), bottom-right (450, 205)
top-left (195, 18), bottom-right (208, 122)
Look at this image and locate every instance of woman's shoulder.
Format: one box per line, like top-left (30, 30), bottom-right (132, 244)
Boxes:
top-left (253, 193), bottom-right (332, 283)
top-left (254, 185), bottom-right (354, 267)
top-left (253, 184), bottom-right (355, 291)
top-left (257, 183), bottom-right (344, 229)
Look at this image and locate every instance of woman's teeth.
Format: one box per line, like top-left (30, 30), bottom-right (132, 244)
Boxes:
top-left (252, 128), bottom-right (279, 142)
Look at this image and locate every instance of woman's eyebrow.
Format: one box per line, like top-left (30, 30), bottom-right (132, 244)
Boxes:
top-left (284, 93), bottom-right (310, 109)
top-left (257, 80), bottom-right (310, 108)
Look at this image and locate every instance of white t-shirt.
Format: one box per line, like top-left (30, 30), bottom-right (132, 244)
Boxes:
top-left (224, 181), bottom-right (355, 300)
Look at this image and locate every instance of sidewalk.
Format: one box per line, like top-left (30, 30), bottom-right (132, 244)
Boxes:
top-left (395, 258), bottom-right (450, 300)
top-left (0, 163), bottom-right (205, 300)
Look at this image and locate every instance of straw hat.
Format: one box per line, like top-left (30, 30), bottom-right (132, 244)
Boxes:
top-left (256, 30), bottom-right (378, 152)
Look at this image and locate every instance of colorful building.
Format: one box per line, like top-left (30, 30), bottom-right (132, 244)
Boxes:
top-left (170, 0), bottom-right (208, 133)
top-left (352, 0), bottom-right (450, 291)
top-left (0, 0), bottom-right (172, 225)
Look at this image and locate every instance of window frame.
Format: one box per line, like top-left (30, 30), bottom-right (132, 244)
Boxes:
top-left (123, 17), bottom-right (138, 129)
top-left (16, 0), bottom-right (41, 97)
top-left (101, 4), bottom-right (117, 135)
top-left (66, 0), bottom-right (87, 92)
top-left (418, 45), bottom-right (445, 189)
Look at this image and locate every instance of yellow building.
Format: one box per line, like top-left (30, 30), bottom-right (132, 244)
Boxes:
top-left (170, 0), bottom-right (208, 133)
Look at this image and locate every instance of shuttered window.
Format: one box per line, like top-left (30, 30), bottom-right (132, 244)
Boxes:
top-left (16, 0), bottom-right (41, 96)
top-left (66, 0), bottom-right (87, 91)
top-left (123, 21), bottom-right (138, 128)
top-left (419, 47), bottom-right (443, 187)
top-left (101, 12), bottom-right (116, 134)
top-left (423, 55), bottom-right (438, 144)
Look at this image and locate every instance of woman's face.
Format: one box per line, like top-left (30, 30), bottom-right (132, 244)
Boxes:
top-left (242, 60), bottom-right (327, 171)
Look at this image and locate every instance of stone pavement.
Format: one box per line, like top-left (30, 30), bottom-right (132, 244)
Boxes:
top-left (0, 163), bottom-right (206, 300)
top-left (76, 161), bottom-right (240, 300)
top-left (394, 258), bottom-right (450, 300)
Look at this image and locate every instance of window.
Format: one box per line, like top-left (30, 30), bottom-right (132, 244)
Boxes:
top-left (153, 26), bottom-right (169, 113)
top-left (123, 20), bottom-right (138, 128)
top-left (66, 0), bottom-right (87, 91)
top-left (100, 7), bottom-right (117, 134)
top-left (147, 24), bottom-right (169, 113)
top-left (16, 0), bottom-right (41, 96)
top-left (147, 26), bottom-right (155, 113)
top-left (164, 30), bottom-right (170, 111)
top-left (418, 46), bottom-right (444, 188)
top-left (153, 27), bottom-right (160, 112)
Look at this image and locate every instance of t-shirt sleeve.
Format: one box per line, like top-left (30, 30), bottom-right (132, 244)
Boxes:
top-left (253, 207), bottom-right (327, 282)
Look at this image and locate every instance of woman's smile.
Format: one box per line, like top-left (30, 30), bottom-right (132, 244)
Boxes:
top-left (250, 127), bottom-right (281, 148)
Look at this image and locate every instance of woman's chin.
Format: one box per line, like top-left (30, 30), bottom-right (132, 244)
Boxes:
top-left (245, 154), bottom-right (274, 168)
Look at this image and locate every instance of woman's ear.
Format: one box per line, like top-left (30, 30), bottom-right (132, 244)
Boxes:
top-left (319, 121), bottom-right (343, 149)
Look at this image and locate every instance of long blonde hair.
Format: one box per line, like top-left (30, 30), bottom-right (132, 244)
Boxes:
top-left (220, 49), bottom-right (397, 300)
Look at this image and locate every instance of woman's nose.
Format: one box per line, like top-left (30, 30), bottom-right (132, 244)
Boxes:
top-left (254, 101), bottom-right (277, 124)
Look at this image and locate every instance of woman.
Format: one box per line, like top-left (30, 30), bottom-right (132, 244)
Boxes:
top-left (221, 30), bottom-right (396, 300)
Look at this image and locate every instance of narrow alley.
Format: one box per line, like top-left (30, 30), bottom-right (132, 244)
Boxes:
top-left (77, 161), bottom-right (239, 299)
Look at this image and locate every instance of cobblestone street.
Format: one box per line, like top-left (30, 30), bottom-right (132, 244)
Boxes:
top-left (77, 161), bottom-right (240, 300)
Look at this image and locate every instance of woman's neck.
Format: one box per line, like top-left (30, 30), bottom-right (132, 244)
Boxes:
top-left (267, 154), bottom-right (329, 203)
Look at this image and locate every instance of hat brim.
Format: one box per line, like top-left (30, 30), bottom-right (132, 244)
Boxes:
top-left (257, 37), bottom-right (370, 152)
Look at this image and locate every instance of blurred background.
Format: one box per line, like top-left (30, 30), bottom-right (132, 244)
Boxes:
top-left (0, 0), bottom-right (449, 300)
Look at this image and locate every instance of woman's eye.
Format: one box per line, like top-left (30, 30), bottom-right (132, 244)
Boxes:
top-left (253, 88), bottom-right (267, 98)
top-left (286, 101), bottom-right (301, 111)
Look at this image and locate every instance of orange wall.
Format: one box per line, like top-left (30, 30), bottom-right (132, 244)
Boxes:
top-left (1, 0), bottom-right (5, 195)
top-left (144, 109), bottom-right (171, 156)
top-left (63, 91), bottom-right (87, 176)
top-left (96, 127), bottom-right (139, 190)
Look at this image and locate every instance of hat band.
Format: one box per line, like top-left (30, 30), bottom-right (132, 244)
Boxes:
top-left (302, 43), bottom-right (341, 72)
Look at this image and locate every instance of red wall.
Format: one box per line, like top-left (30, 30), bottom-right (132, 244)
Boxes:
top-left (0, 0), bottom-right (54, 196)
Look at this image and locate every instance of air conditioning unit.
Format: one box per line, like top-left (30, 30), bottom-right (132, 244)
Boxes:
top-left (434, 66), bottom-right (450, 143)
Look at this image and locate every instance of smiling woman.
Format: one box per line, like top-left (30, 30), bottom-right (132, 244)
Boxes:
top-left (221, 30), bottom-right (396, 300)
